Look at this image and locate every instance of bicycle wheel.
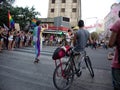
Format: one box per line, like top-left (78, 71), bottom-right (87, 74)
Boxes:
top-left (53, 62), bottom-right (74, 90)
top-left (85, 56), bottom-right (94, 78)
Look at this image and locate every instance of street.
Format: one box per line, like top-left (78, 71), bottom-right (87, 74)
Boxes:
top-left (0, 46), bottom-right (113, 90)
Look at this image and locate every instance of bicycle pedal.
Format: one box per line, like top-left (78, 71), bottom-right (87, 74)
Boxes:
top-left (76, 71), bottom-right (82, 77)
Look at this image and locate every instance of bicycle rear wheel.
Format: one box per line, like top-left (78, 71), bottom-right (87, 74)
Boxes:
top-left (85, 56), bottom-right (94, 78)
top-left (53, 62), bottom-right (74, 90)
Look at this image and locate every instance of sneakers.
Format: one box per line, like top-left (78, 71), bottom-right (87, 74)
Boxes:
top-left (34, 58), bottom-right (40, 63)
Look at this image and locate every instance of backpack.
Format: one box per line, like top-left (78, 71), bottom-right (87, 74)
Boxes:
top-left (52, 47), bottom-right (66, 60)
top-left (52, 45), bottom-right (71, 60)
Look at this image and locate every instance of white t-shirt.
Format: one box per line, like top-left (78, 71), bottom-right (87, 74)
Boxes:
top-left (66, 33), bottom-right (71, 42)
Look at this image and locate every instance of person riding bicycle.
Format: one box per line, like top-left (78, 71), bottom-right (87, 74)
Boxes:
top-left (73, 20), bottom-right (92, 53)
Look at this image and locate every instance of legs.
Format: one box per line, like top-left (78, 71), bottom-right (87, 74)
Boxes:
top-left (34, 41), bottom-right (40, 63)
top-left (112, 68), bottom-right (120, 90)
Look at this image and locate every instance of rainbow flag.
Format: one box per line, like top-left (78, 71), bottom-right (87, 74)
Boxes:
top-left (31, 19), bottom-right (37, 27)
top-left (8, 11), bottom-right (15, 28)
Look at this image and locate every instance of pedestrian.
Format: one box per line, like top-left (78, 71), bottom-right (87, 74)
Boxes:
top-left (65, 29), bottom-right (73, 46)
top-left (0, 26), bottom-right (4, 52)
top-left (108, 11), bottom-right (120, 90)
top-left (8, 29), bottom-right (13, 50)
top-left (33, 20), bottom-right (42, 63)
top-left (73, 20), bottom-right (92, 52)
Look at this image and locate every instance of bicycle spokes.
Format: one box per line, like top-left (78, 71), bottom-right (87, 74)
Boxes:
top-left (53, 62), bottom-right (74, 90)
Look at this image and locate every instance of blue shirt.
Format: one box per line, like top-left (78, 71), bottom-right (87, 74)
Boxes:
top-left (74, 29), bottom-right (90, 52)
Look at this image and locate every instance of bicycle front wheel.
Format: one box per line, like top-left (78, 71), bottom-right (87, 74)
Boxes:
top-left (85, 56), bottom-right (94, 78)
top-left (53, 62), bottom-right (74, 90)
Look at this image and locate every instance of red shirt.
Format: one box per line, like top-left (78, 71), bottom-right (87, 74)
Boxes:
top-left (110, 19), bottom-right (120, 68)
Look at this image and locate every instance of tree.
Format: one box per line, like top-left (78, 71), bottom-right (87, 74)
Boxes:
top-left (91, 32), bottom-right (99, 41)
top-left (13, 6), bottom-right (40, 30)
top-left (0, 0), bottom-right (15, 27)
top-left (0, 2), bottom-right (40, 31)
top-left (0, 0), bottom-right (15, 7)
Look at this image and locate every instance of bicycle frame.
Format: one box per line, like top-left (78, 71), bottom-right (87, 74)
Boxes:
top-left (53, 50), bottom-right (94, 90)
top-left (66, 51), bottom-right (87, 75)
top-left (54, 50), bottom-right (87, 77)
top-left (54, 59), bottom-right (64, 77)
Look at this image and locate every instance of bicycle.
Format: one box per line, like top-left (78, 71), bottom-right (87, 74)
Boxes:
top-left (53, 48), bottom-right (94, 90)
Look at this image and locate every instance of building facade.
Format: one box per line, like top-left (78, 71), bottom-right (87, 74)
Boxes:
top-left (104, 3), bottom-right (120, 38)
top-left (47, 0), bottom-right (81, 27)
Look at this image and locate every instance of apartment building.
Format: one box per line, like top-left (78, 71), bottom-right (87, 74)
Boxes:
top-left (47, 0), bottom-right (81, 27)
top-left (104, 3), bottom-right (120, 38)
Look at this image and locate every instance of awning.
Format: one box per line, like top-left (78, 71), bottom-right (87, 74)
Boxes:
top-left (43, 30), bottom-right (67, 34)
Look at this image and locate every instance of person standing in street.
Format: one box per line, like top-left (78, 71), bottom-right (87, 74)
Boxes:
top-left (108, 11), bottom-right (120, 90)
top-left (33, 20), bottom-right (42, 63)
top-left (66, 29), bottom-right (73, 46)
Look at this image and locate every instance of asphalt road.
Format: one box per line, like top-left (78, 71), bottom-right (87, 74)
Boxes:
top-left (0, 46), bottom-right (113, 90)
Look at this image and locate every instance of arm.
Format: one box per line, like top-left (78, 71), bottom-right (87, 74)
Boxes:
top-left (108, 31), bottom-right (117, 48)
top-left (108, 20), bottom-right (120, 47)
top-left (73, 33), bottom-right (77, 46)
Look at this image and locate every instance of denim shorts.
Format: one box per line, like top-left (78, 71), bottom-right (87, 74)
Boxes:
top-left (112, 68), bottom-right (120, 89)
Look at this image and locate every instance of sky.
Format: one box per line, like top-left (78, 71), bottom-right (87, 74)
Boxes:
top-left (82, 0), bottom-right (120, 19)
top-left (13, 0), bottom-right (120, 25)
top-left (13, 0), bottom-right (120, 19)
top-left (13, 0), bottom-right (49, 18)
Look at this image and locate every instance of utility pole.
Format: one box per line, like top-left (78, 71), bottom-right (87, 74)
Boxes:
top-left (57, 0), bottom-right (61, 33)
top-left (76, 0), bottom-right (82, 25)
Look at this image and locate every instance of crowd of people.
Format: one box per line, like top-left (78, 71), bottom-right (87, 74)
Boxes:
top-left (0, 25), bottom-right (110, 53)
top-left (0, 26), bottom-right (33, 52)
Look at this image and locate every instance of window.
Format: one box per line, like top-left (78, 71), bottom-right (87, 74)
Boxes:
top-left (72, 8), bottom-right (76, 12)
top-left (73, 0), bottom-right (77, 3)
top-left (62, 0), bottom-right (66, 3)
top-left (51, 9), bottom-right (54, 13)
top-left (52, 0), bottom-right (55, 3)
top-left (63, 17), bottom-right (70, 22)
top-left (61, 8), bottom-right (65, 12)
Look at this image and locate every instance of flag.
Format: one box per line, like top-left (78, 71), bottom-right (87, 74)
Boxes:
top-left (31, 19), bottom-right (37, 27)
top-left (8, 11), bottom-right (15, 28)
top-left (3, 24), bottom-right (9, 31)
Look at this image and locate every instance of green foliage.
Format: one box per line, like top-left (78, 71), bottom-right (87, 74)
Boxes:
top-left (0, 0), bottom-right (40, 30)
top-left (91, 32), bottom-right (99, 41)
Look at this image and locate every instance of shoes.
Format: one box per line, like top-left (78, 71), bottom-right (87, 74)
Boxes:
top-left (34, 58), bottom-right (39, 63)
